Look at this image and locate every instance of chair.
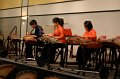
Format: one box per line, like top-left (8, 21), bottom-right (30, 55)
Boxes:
top-left (64, 28), bottom-right (75, 58)
top-left (64, 28), bottom-right (72, 37)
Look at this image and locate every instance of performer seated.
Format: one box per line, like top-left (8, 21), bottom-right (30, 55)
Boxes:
top-left (38, 17), bottom-right (66, 66)
top-left (76, 21), bottom-right (97, 69)
top-left (24, 20), bottom-right (44, 59)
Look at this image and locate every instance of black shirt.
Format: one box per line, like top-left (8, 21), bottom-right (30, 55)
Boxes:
top-left (35, 25), bottom-right (44, 37)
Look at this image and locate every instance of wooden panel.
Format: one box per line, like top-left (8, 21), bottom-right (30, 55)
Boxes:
top-left (29, 0), bottom-right (70, 5)
top-left (0, 0), bottom-right (21, 9)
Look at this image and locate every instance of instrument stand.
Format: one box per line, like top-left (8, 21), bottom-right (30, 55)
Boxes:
top-left (44, 43), bottom-right (52, 70)
top-left (45, 43), bottom-right (65, 69)
top-left (6, 37), bottom-right (21, 61)
top-left (36, 43), bottom-right (52, 69)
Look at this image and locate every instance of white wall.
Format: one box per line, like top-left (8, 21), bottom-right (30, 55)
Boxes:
top-left (0, 18), bottom-right (21, 40)
top-left (28, 0), bottom-right (120, 38)
top-left (29, 0), bottom-right (120, 15)
top-left (0, 8), bottom-right (21, 18)
top-left (28, 11), bottom-right (120, 39)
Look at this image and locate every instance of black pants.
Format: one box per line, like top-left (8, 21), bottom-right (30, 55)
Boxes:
top-left (76, 46), bottom-right (92, 66)
top-left (25, 43), bottom-right (34, 58)
top-left (39, 43), bottom-right (64, 64)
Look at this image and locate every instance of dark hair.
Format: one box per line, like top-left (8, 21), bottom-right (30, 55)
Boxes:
top-left (59, 18), bottom-right (64, 27)
top-left (52, 17), bottom-right (61, 25)
top-left (84, 21), bottom-right (93, 31)
top-left (30, 19), bottom-right (37, 25)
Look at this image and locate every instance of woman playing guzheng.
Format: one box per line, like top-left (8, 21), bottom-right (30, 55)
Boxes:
top-left (37, 17), bottom-right (66, 67)
top-left (76, 21), bottom-right (97, 69)
top-left (44, 17), bottom-right (66, 43)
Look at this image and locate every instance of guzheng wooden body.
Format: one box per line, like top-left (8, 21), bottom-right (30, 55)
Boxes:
top-left (38, 36), bottom-right (61, 44)
top-left (112, 38), bottom-right (120, 48)
top-left (8, 34), bottom-right (21, 42)
top-left (66, 36), bottom-right (102, 48)
top-left (23, 35), bottom-right (37, 44)
top-left (100, 38), bottom-right (120, 48)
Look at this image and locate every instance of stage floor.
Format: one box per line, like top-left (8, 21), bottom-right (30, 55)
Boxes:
top-left (2, 54), bottom-right (117, 79)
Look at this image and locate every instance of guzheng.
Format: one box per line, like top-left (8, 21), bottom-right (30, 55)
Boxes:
top-left (97, 38), bottom-right (120, 49)
top-left (66, 36), bottom-right (92, 44)
top-left (110, 38), bottom-right (120, 48)
top-left (66, 36), bottom-right (102, 48)
top-left (23, 35), bottom-right (37, 44)
top-left (98, 39), bottom-right (115, 47)
top-left (38, 36), bottom-right (61, 44)
top-left (81, 41), bottom-right (102, 49)
top-left (8, 34), bottom-right (21, 42)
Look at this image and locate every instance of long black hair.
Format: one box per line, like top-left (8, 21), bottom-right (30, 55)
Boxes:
top-left (59, 18), bottom-right (64, 27)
